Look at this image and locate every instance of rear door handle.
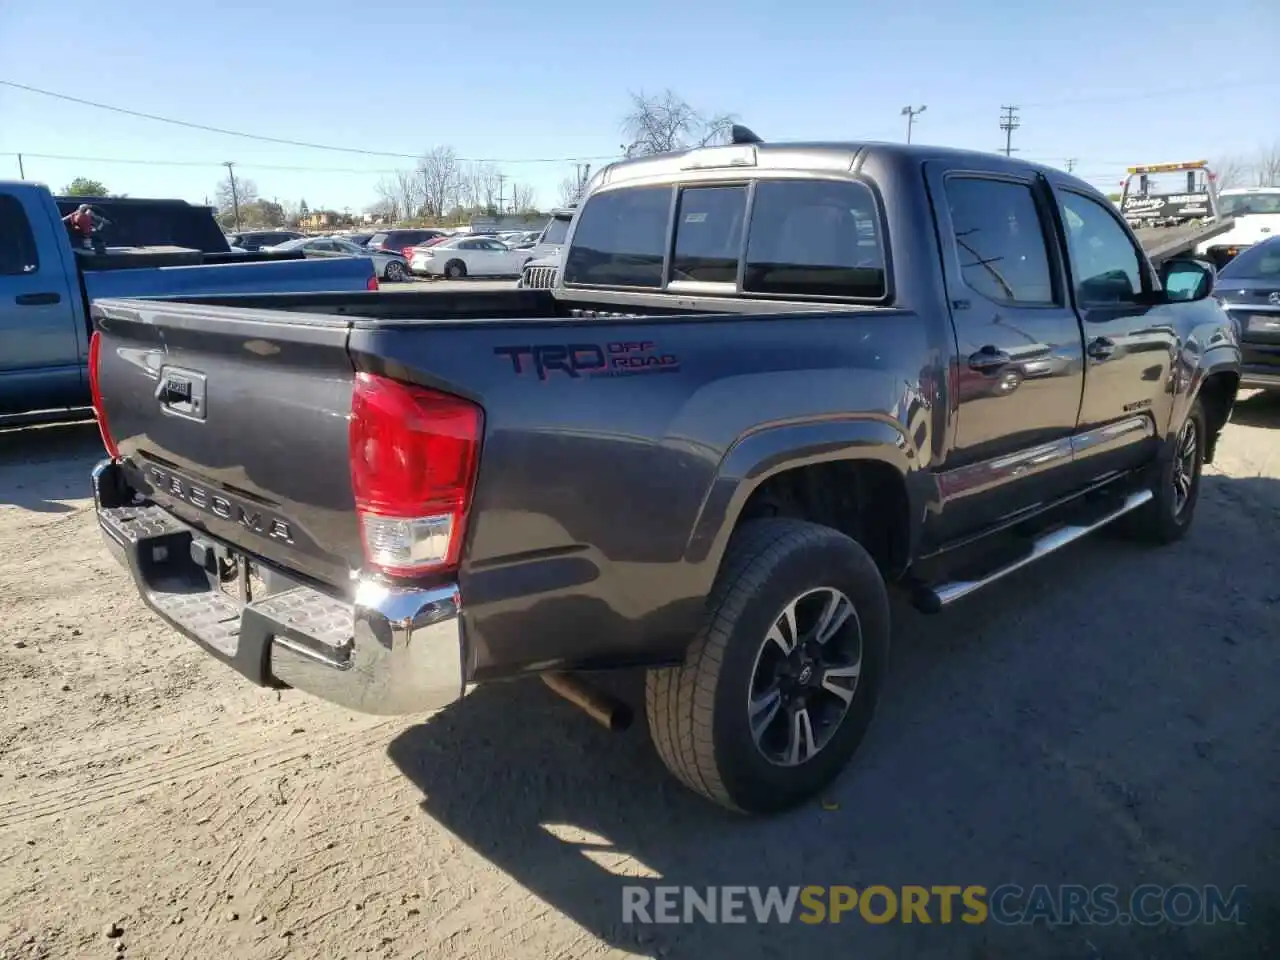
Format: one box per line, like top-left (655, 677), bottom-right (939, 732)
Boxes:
top-left (14, 292), bottom-right (61, 306)
top-left (1087, 337), bottom-right (1116, 361)
top-left (968, 346), bottom-right (1011, 372)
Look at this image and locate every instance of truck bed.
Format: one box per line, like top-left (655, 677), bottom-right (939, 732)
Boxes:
top-left (1132, 217), bottom-right (1235, 264)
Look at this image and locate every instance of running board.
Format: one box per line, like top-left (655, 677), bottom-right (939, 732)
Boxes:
top-left (911, 489), bottom-right (1153, 613)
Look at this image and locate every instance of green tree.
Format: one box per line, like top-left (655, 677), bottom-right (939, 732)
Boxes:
top-left (62, 177), bottom-right (109, 197)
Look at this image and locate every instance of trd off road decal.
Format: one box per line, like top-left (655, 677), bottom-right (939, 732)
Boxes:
top-left (494, 341), bottom-right (680, 380)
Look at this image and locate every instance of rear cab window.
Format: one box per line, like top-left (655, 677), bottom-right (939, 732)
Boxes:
top-left (0, 193), bottom-right (40, 275)
top-left (562, 179), bottom-right (886, 300)
top-left (563, 186), bottom-right (669, 288)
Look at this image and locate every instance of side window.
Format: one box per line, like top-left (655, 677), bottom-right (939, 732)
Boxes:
top-left (943, 177), bottom-right (1056, 305)
top-left (743, 180), bottom-right (886, 299)
top-left (0, 194), bottom-right (40, 275)
top-left (1057, 191), bottom-right (1144, 305)
top-left (671, 185), bottom-right (747, 283)
top-left (563, 185), bottom-right (670, 288)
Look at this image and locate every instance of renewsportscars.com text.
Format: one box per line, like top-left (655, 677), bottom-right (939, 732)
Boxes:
top-left (621, 884), bottom-right (1249, 926)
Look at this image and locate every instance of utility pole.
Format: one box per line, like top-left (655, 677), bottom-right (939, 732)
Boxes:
top-left (1064, 158), bottom-right (1077, 173)
top-left (496, 174), bottom-right (507, 216)
top-left (574, 162), bottom-right (591, 200)
top-left (999, 106), bottom-right (1021, 157)
top-left (222, 161), bottom-right (241, 231)
top-left (17, 153), bottom-right (25, 179)
top-left (900, 105), bottom-right (927, 144)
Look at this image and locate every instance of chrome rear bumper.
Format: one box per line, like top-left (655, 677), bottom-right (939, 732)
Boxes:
top-left (92, 459), bottom-right (466, 716)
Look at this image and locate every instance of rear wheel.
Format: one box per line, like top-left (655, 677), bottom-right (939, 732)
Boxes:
top-left (384, 260), bottom-right (406, 282)
top-left (445, 259), bottom-right (467, 279)
top-left (646, 518), bottom-right (890, 814)
top-left (1118, 398), bottom-right (1206, 544)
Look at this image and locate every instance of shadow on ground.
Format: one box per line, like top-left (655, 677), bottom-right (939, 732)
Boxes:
top-left (388, 472), bottom-right (1280, 959)
top-left (0, 420), bottom-right (102, 512)
top-left (1229, 390), bottom-right (1280, 429)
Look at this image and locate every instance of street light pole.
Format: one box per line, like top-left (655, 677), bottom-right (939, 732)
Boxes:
top-left (901, 105), bottom-right (927, 144)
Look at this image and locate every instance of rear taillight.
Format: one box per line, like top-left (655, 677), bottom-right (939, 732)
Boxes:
top-left (402, 246), bottom-right (416, 258)
top-left (88, 330), bottom-right (120, 459)
top-left (349, 373), bottom-right (483, 577)
top-left (367, 274), bottom-right (379, 291)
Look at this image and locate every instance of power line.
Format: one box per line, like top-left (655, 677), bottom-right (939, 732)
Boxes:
top-left (3, 151), bottom-right (405, 173)
top-left (1019, 77), bottom-right (1279, 108)
top-left (0, 79), bottom-right (617, 164)
top-left (999, 105), bottom-right (1020, 157)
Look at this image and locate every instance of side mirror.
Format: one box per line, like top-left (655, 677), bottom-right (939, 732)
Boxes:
top-left (1160, 258), bottom-right (1216, 302)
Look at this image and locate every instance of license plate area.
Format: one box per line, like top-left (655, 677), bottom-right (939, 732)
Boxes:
top-left (191, 537), bottom-right (268, 605)
top-left (216, 555), bottom-right (270, 604)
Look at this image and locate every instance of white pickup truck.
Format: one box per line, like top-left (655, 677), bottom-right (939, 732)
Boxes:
top-left (1196, 186), bottom-right (1280, 264)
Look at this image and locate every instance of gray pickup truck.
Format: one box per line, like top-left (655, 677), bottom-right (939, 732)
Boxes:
top-left (90, 133), bottom-right (1240, 815)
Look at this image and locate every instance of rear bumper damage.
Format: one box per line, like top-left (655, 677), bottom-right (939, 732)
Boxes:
top-left (91, 459), bottom-right (467, 717)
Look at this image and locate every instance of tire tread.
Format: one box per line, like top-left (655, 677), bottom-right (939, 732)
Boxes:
top-left (646, 519), bottom-right (872, 812)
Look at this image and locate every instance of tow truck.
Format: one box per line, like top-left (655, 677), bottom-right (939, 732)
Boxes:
top-left (1119, 160), bottom-right (1237, 268)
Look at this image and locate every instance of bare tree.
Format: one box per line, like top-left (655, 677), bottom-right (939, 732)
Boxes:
top-left (374, 171), bottom-right (421, 223)
top-left (620, 89), bottom-right (737, 158)
top-left (558, 175), bottom-right (586, 206)
top-left (1213, 155), bottom-right (1251, 190)
top-left (509, 182), bottom-right (537, 213)
top-left (460, 162), bottom-right (503, 213)
top-left (1255, 142), bottom-right (1280, 187)
top-left (418, 146), bottom-right (462, 220)
top-left (215, 174), bottom-right (258, 223)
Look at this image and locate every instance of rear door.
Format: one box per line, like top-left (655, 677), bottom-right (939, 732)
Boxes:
top-left (0, 190), bottom-right (84, 414)
top-left (1050, 183), bottom-right (1173, 478)
top-left (925, 163), bottom-right (1086, 541)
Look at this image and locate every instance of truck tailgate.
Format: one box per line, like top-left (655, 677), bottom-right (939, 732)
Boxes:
top-left (93, 298), bottom-right (360, 589)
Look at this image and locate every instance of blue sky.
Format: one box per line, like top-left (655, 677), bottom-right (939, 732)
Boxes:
top-left (1, 0), bottom-right (1276, 213)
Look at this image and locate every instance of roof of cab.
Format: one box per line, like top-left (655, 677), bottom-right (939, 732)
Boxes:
top-left (593, 140), bottom-right (1084, 192)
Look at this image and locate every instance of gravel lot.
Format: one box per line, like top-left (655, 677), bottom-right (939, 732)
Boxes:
top-left (0, 392), bottom-right (1277, 960)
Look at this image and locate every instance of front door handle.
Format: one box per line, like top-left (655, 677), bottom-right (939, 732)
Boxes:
top-left (968, 345), bottom-right (1011, 372)
top-left (14, 292), bottom-right (61, 306)
top-left (1087, 337), bottom-right (1116, 361)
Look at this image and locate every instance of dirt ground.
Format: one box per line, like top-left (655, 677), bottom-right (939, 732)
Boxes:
top-left (1, 395), bottom-right (1278, 960)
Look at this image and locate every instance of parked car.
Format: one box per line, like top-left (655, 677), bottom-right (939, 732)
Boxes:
top-left (367, 229), bottom-right (449, 260)
top-left (226, 230), bottom-right (305, 251)
top-left (265, 235), bottom-right (410, 282)
top-left (408, 235), bottom-right (534, 278)
top-left (343, 233), bottom-right (375, 248)
top-left (88, 135), bottom-right (1239, 815)
top-left (1215, 234), bottom-right (1280, 392)
top-left (0, 181), bottom-right (377, 419)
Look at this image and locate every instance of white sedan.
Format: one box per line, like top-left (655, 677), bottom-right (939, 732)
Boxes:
top-left (409, 236), bottom-right (533, 279)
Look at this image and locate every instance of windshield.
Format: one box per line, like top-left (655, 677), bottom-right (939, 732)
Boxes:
top-left (1219, 194), bottom-right (1280, 217)
top-left (541, 217), bottom-right (571, 245)
top-left (1217, 237), bottom-right (1280, 280)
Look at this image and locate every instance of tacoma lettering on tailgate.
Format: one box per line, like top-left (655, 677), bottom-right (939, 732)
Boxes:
top-left (147, 466), bottom-right (294, 544)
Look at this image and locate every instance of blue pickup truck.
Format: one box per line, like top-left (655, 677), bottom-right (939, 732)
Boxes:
top-left (0, 181), bottom-right (378, 419)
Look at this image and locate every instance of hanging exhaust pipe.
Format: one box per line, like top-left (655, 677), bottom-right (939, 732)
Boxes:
top-left (542, 672), bottom-right (633, 732)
